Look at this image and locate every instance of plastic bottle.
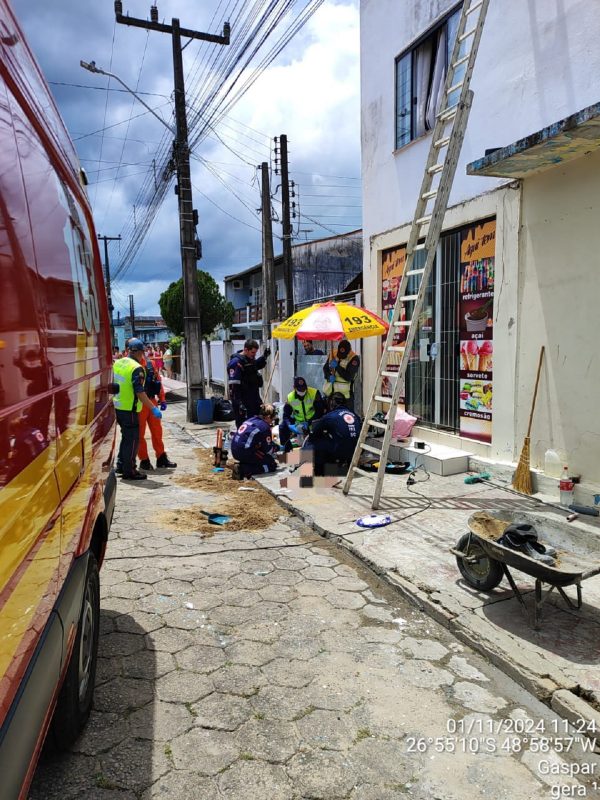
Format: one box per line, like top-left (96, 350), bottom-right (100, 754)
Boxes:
top-left (559, 466), bottom-right (574, 506)
top-left (544, 449), bottom-right (562, 479)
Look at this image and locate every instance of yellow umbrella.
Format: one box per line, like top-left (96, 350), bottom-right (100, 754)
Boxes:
top-left (272, 301), bottom-right (388, 341)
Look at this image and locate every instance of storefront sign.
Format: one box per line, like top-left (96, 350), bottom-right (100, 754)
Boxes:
top-left (458, 219), bottom-right (495, 443)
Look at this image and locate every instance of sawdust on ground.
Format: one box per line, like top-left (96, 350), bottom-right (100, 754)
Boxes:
top-left (158, 448), bottom-right (289, 536)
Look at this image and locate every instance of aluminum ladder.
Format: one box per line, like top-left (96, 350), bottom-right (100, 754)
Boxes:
top-left (343, 0), bottom-right (490, 508)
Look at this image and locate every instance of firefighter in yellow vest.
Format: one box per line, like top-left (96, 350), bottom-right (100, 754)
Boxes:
top-left (279, 377), bottom-right (326, 452)
top-left (322, 339), bottom-right (360, 411)
top-left (113, 338), bottom-right (162, 480)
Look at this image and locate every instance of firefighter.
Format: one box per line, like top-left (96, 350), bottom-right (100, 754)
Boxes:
top-left (137, 348), bottom-right (177, 470)
top-left (305, 392), bottom-right (361, 476)
top-left (227, 339), bottom-right (271, 427)
top-left (322, 339), bottom-right (360, 411)
top-left (279, 376), bottom-right (325, 452)
top-left (113, 338), bottom-right (162, 480)
top-left (230, 404), bottom-right (278, 479)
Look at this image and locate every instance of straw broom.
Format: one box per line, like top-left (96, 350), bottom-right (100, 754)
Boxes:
top-left (513, 346), bottom-right (545, 495)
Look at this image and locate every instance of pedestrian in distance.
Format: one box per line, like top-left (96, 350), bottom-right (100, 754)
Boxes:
top-left (322, 338), bottom-right (360, 411)
top-left (279, 376), bottom-right (325, 452)
top-left (113, 338), bottom-right (163, 481)
top-left (302, 339), bottom-right (325, 356)
top-left (230, 403), bottom-right (278, 479)
top-left (227, 338), bottom-right (271, 427)
top-left (137, 350), bottom-right (177, 471)
top-left (163, 345), bottom-right (174, 379)
top-left (304, 391), bottom-right (361, 476)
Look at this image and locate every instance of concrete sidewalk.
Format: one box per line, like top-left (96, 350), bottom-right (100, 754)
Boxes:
top-left (171, 403), bottom-right (600, 734)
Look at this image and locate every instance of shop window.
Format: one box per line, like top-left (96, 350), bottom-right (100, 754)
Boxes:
top-left (395, 5), bottom-right (462, 149)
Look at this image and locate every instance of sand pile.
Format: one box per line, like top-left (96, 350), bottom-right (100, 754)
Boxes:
top-left (158, 448), bottom-right (289, 536)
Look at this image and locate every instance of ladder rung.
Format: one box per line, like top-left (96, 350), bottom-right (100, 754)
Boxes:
top-left (416, 214), bottom-right (432, 226)
top-left (413, 243), bottom-right (426, 251)
top-left (361, 443), bottom-right (382, 455)
top-left (375, 395), bottom-right (394, 404)
top-left (368, 418), bottom-right (387, 429)
top-left (352, 466), bottom-right (376, 479)
top-left (438, 104), bottom-right (458, 121)
top-left (421, 189), bottom-right (438, 199)
top-left (459, 27), bottom-right (477, 42)
top-left (393, 320), bottom-right (412, 326)
top-left (466, 0), bottom-right (484, 15)
top-left (453, 54), bottom-right (470, 69)
top-left (428, 163), bottom-right (444, 175)
top-left (406, 268), bottom-right (425, 276)
top-left (387, 345), bottom-right (406, 353)
top-left (400, 295), bottom-right (418, 302)
top-left (433, 137), bottom-right (449, 149)
top-left (446, 81), bottom-right (463, 95)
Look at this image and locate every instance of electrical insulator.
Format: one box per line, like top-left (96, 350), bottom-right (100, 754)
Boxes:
top-left (114, 0), bottom-right (123, 14)
top-left (150, 5), bottom-right (158, 22)
top-left (193, 209), bottom-right (198, 226)
top-left (223, 22), bottom-right (231, 41)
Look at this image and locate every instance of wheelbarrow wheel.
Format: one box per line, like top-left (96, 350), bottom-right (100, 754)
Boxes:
top-left (455, 532), bottom-right (503, 591)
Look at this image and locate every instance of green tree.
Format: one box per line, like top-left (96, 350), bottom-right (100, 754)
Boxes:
top-left (159, 270), bottom-right (234, 338)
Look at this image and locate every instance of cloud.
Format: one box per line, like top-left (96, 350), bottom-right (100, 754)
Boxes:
top-left (11, 0), bottom-right (361, 315)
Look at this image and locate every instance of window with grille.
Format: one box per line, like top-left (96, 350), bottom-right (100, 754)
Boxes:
top-left (395, 5), bottom-right (462, 149)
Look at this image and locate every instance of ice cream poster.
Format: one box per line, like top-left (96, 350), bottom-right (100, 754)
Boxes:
top-left (459, 219), bottom-right (495, 443)
top-left (381, 244), bottom-right (407, 400)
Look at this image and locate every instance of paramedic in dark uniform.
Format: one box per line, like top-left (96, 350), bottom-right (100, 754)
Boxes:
top-left (227, 339), bottom-right (271, 427)
top-left (113, 338), bottom-right (162, 481)
top-left (279, 376), bottom-right (326, 452)
top-left (230, 404), bottom-right (278, 479)
top-left (305, 392), bottom-right (361, 476)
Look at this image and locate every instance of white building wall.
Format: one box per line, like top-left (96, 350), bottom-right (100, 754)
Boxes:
top-left (361, 0), bottom-right (600, 241)
top-left (515, 149), bottom-right (600, 484)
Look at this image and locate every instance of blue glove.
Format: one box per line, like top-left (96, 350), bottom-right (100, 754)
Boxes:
top-left (329, 359), bottom-right (338, 370)
top-left (301, 423), bottom-right (310, 435)
top-left (289, 424), bottom-right (300, 435)
top-left (160, 402), bottom-right (167, 411)
top-left (151, 407), bottom-right (162, 419)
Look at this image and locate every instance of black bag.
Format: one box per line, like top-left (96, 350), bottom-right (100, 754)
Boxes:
top-left (213, 398), bottom-right (235, 421)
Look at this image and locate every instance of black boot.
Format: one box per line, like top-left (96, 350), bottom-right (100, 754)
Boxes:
top-left (139, 459), bottom-right (154, 470)
top-left (156, 453), bottom-right (177, 468)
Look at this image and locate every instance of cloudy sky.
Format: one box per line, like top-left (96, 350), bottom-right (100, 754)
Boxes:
top-left (12, 0), bottom-right (361, 316)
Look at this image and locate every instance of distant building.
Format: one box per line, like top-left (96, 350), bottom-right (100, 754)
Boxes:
top-left (224, 231), bottom-right (362, 339)
top-left (114, 314), bottom-right (173, 351)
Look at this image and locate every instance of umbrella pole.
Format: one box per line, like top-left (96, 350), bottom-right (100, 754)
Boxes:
top-left (263, 349), bottom-right (280, 398)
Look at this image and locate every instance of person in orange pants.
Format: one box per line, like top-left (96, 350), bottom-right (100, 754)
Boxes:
top-left (137, 351), bottom-right (177, 470)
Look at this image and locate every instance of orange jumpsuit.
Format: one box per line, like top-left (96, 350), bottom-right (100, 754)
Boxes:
top-left (138, 357), bottom-right (166, 461)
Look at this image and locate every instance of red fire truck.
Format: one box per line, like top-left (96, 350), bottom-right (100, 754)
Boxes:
top-left (0, 1), bottom-right (117, 796)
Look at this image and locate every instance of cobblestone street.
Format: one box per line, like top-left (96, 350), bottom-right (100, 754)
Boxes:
top-left (30, 414), bottom-right (599, 799)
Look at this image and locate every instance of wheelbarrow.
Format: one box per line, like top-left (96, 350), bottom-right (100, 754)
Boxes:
top-left (452, 510), bottom-right (600, 629)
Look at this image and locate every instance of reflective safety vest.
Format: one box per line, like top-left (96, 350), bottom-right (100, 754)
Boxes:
top-left (287, 387), bottom-right (318, 423)
top-left (113, 357), bottom-right (145, 412)
top-left (323, 350), bottom-right (357, 398)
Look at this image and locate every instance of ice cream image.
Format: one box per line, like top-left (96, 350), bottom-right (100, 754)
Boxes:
top-left (478, 340), bottom-right (493, 372)
top-left (461, 340), bottom-right (479, 370)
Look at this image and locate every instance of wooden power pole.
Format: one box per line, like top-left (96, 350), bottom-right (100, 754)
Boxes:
top-left (115, 2), bottom-right (230, 421)
top-left (260, 162), bottom-right (276, 344)
top-left (98, 233), bottom-right (121, 346)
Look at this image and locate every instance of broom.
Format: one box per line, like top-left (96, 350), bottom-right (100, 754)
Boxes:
top-left (512, 346), bottom-right (545, 495)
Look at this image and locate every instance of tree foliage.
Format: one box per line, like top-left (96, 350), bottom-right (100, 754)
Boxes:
top-left (159, 270), bottom-right (234, 338)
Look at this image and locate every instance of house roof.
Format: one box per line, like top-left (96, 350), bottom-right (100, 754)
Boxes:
top-left (223, 229), bottom-right (362, 283)
top-left (467, 101), bottom-right (600, 179)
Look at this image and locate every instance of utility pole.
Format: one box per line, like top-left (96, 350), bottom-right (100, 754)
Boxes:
top-left (115, 2), bottom-right (230, 421)
top-left (279, 135), bottom-right (294, 317)
top-left (98, 233), bottom-right (121, 346)
top-left (129, 294), bottom-right (136, 337)
top-left (260, 162), bottom-right (276, 344)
